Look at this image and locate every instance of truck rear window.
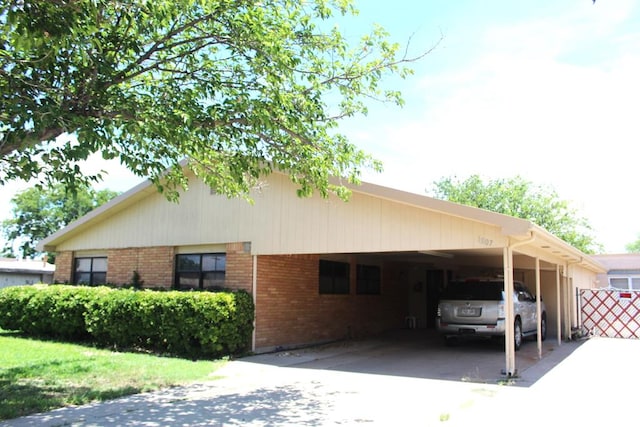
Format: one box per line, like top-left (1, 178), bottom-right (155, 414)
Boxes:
top-left (441, 281), bottom-right (504, 301)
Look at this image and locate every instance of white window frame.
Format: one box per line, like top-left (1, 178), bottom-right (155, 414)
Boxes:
top-left (608, 275), bottom-right (640, 290)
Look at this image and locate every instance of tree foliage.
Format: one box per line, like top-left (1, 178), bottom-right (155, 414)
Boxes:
top-left (429, 175), bottom-right (602, 254)
top-left (625, 237), bottom-right (640, 253)
top-left (1, 184), bottom-right (118, 260)
top-left (0, 0), bottom-right (432, 200)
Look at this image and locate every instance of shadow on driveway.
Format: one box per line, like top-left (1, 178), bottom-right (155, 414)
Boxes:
top-left (241, 328), bottom-right (586, 386)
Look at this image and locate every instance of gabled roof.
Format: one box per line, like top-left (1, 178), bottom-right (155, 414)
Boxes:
top-left (36, 172), bottom-right (605, 273)
top-left (38, 173), bottom-right (532, 249)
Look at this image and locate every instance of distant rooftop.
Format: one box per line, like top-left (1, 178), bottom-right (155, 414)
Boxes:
top-left (591, 253), bottom-right (640, 271)
top-left (0, 257), bottom-right (55, 274)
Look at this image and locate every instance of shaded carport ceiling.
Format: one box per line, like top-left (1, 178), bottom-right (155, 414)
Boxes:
top-left (327, 246), bottom-right (589, 273)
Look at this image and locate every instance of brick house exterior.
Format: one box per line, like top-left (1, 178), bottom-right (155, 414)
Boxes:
top-left (38, 171), bottom-right (605, 356)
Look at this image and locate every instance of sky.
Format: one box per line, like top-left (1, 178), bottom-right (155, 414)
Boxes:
top-left (1, 0), bottom-right (638, 254)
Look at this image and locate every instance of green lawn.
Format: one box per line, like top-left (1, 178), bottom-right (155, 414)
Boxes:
top-left (0, 331), bottom-right (227, 421)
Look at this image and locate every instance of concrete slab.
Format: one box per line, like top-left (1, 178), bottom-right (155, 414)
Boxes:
top-left (245, 329), bottom-right (575, 385)
top-left (2, 331), bottom-right (635, 426)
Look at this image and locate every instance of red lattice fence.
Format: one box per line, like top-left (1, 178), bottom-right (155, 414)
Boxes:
top-left (581, 289), bottom-right (640, 338)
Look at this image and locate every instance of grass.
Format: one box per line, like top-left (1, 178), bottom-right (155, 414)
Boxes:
top-left (0, 331), bottom-right (227, 421)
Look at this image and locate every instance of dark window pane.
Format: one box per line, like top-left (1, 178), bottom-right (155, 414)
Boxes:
top-left (333, 262), bottom-right (349, 278)
top-left (319, 260), bottom-right (350, 294)
top-left (75, 272), bottom-right (91, 285)
top-left (333, 277), bottom-right (350, 294)
top-left (319, 277), bottom-right (334, 294)
top-left (202, 254), bottom-right (226, 272)
top-left (357, 264), bottom-right (381, 295)
top-left (92, 272), bottom-right (107, 285)
top-left (177, 255), bottom-right (201, 271)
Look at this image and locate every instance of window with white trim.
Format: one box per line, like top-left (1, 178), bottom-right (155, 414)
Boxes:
top-left (609, 276), bottom-right (640, 290)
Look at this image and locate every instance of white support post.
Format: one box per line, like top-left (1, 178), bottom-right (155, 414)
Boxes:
top-left (252, 254), bottom-right (257, 353)
top-left (535, 257), bottom-right (542, 359)
top-left (503, 246), bottom-right (516, 376)
top-left (556, 264), bottom-right (562, 346)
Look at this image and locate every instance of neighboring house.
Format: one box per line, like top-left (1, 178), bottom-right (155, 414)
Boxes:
top-left (37, 170), bottom-right (605, 374)
top-left (0, 257), bottom-right (55, 288)
top-left (591, 253), bottom-right (640, 290)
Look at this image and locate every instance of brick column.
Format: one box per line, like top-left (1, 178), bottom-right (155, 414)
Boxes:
top-left (107, 246), bottom-right (175, 288)
top-left (137, 246), bottom-right (174, 288)
top-left (107, 248), bottom-right (138, 285)
top-left (225, 242), bottom-right (253, 293)
top-left (53, 251), bottom-right (74, 283)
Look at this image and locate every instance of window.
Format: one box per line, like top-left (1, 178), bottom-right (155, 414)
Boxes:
top-left (74, 257), bottom-right (107, 285)
top-left (319, 260), bottom-right (350, 294)
top-left (356, 264), bottom-right (381, 295)
top-left (175, 253), bottom-right (226, 290)
top-left (609, 276), bottom-right (640, 290)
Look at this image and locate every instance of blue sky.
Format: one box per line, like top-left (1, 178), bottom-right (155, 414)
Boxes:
top-left (1, 0), bottom-right (638, 254)
top-left (340, 0), bottom-right (640, 253)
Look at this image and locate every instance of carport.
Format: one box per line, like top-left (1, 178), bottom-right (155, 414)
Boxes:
top-left (243, 179), bottom-right (606, 378)
top-left (312, 227), bottom-right (605, 377)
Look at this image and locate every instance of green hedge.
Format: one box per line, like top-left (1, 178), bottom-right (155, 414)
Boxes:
top-left (0, 285), bottom-right (254, 359)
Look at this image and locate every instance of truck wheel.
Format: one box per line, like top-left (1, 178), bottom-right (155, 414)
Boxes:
top-left (514, 318), bottom-right (523, 351)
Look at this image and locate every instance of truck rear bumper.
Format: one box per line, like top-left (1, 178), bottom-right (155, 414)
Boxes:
top-left (436, 319), bottom-right (506, 336)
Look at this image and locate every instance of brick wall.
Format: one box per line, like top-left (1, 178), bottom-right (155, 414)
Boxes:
top-left (56, 244), bottom-right (250, 290)
top-left (254, 255), bottom-right (407, 352)
top-left (225, 242), bottom-right (253, 293)
top-left (53, 251), bottom-right (73, 283)
top-left (106, 246), bottom-right (175, 288)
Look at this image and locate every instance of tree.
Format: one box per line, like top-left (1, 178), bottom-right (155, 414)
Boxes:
top-left (1, 184), bottom-right (118, 260)
top-left (429, 175), bottom-right (602, 254)
top-left (1, 0), bottom-right (433, 201)
top-left (625, 237), bottom-right (640, 253)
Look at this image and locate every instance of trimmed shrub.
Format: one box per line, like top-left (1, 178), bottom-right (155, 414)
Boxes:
top-left (0, 285), bottom-right (40, 331)
top-left (0, 285), bottom-right (254, 359)
top-left (84, 289), bottom-right (255, 358)
top-left (0, 285), bottom-right (92, 339)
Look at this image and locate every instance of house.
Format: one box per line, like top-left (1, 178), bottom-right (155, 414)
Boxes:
top-left (591, 253), bottom-right (640, 290)
top-left (0, 257), bottom-right (55, 288)
top-left (37, 171), bottom-right (605, 375)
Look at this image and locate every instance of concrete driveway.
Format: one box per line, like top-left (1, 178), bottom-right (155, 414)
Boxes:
top-left (2, 331), bottom-right (639, 426)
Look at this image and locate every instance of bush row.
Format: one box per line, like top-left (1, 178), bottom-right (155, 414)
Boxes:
top-left (0, 285), bottom-right (254, 359)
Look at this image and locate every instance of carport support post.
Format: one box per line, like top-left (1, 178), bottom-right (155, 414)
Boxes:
top-left (503, 246), bottom-right (516, 377)
top-left (556, 265), bottom-right (562, 346)
top-left (535, 257), bottom-right (542, 359)
top-left (252, 254), bottom-right (258, 353)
